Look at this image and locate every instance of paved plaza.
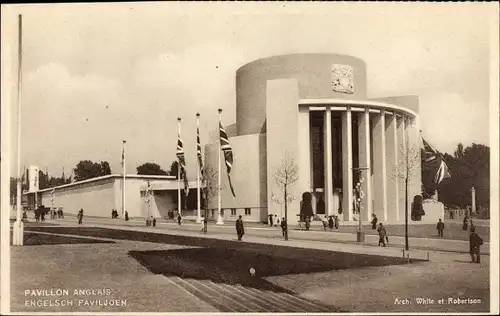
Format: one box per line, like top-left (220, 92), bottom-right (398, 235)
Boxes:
top-left (9, 218), bottom-right (490, 313)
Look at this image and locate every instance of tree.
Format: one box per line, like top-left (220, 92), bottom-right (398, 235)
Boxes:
top-left (200, 163), bottom-right (218, 215)
top-left (136, 162), bottom-right (168, 175)
top-left (73, 160), bottom-right (112, 182)
top-left (168, 160), bottom-right (179, 179)
top-left (10, 176), bottom-right (29, 205)
top-left (100, 161), bottom-right (112, 175)
top-left (440, 143), bottom-right (489, 211)
top-left (271, 151), bottom-right (299, 241)
top-left (393, 141), bottom-right (421, 251)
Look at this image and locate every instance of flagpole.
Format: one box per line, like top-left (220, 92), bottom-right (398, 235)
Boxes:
top-left (177, 118), bottom-right (182, 218)
top-left (13, 14), bottom-right (24, 246)
top-left (122, 140), bottom-right (126, 216)
top-left (196, 113), bottom-right (202, 224)
top-left (216, 109), bottom-right (224, 225)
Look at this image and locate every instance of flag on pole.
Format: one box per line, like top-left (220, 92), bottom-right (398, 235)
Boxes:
top-left (176, 134), bottom-right (190, 196)
top-left (421, 137), bottom-right (451, 194)
top-left (197, 126), bottom-right (204, 178)
top-left (219, 121), bottom-right (236, 197)
top-left (121, 147), bottom-right (125, 167)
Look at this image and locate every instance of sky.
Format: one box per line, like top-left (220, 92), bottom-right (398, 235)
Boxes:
top-left (2, 2), bottom-right (496, 178)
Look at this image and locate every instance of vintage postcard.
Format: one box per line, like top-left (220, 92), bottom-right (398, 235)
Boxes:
top-left (1, 2), bottom-right (499, 315)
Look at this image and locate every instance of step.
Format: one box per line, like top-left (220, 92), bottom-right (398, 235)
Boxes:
top-left (237, 285), bottom-right (307, 313)
top-left (203, 281), bottom-right (265, 312)
top-left (226, 283), bottom-right (282, 312)
top-left (184, 278), bottom-right (256, 313)
top-left (169, 276), bottom-right (236, 312)
top-left (233, 284), bottom-right (294, 313)
top-left (258, 289), bottom-right (322, 313)
top-left (283, 292), bottom-right (334, 312)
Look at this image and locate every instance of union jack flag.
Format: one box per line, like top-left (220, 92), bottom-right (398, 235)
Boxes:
top-left (219, 121), bottom-right (235, 197)
top-left (176, 134), bottom-right (189, 196)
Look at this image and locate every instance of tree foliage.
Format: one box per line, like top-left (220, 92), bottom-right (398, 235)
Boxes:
top-left (73, 160), bottom-right (112, 182)
top-left (200, 163), bottom-right (218, 212)
top-left (439, 143), bottom-right (489, 209)
top-left (168, 160), bottom-right (179, 179)
top-left (136, 162), bottom-right (168, 175)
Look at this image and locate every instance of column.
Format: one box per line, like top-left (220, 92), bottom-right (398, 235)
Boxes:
top-left (397, 116), bottom-right (406, 222)
top-left (407, 115), bottom-right (422, 204)
top-left (385, 113), bottom-right (399, 222)
top-left (342, 106), bottom-right (353, 221)
top-left (372, 110), bottom-right (387, 221)
top-left (298, 107), bottom-right (311, 196)
top-left (358, 108), bottom-right (372, 221)
top-left (324, 106), bottom-right (333, 217)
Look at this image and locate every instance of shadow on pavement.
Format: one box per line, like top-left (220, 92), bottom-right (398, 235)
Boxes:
top-left (10, 231), bottom-right (115, 246)
top-left (129, 248), bottom-right (294, 293)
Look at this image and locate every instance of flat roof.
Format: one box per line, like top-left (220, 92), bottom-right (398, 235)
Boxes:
top-left (31, 174), bottom-right (176, 194)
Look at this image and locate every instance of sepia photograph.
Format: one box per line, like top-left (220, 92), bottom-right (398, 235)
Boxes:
top-left (1, 2), bottom-right (499, 315)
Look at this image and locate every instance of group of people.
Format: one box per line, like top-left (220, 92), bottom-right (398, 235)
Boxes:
top-left (145, 216), bottom-right (156, 227)
top-left (111, 209), bottom-right (119, 219)
top-left (322, 215), bottom-right (339, 231)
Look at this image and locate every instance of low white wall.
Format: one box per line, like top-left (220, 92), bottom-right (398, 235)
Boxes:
top-left (41, 178), bottom-right (116, 217)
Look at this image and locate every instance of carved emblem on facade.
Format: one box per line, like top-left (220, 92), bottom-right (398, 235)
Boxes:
top-left (332, 64), bottom-right (354, 94)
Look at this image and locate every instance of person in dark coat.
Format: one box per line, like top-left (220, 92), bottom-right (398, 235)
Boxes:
top-left (334, 215), bottom-right (339, 229)
top-left (125, 210), bottom-right (129, 221)
top-left (280, 217), bottom-right (287, 239)
top-left (236, 215), bottom-right (244, 241)
top-left (77, 208), bottom-right (84, 224)
top-left (469, 227), bottom-right (483, 263)
top-left (377, 223), bottom-right (387, 247)
top-left (40, 206), bottom-right (46, 222)
top-left (177, 213), bottom-right (182, 225)
top-left (371, 214), bottom-right (378, 229)
top-left (268, 214), bottom-right (273, 227)
top-left (152, 217), bottom-right (156, 227)
top-left (436, 218), bottom-right (445, 237)
top-left (328, 216), bottom-right (334, 230)
top-left (463, 214), bottom-right (469, 231)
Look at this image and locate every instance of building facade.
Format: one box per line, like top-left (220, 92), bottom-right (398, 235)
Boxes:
top-left (28, 174), bottom-right (178, 218)
top-left (206, 53), bottom-right (422, 225)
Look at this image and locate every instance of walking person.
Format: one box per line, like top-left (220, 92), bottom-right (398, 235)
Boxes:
top-left (77, 208), bottom-right (84, 225)
top-left (152, 216), bottom-right (156, 227)
top-left (274, 214), bottom-right (279, 227)
top-left (41, 206), bottom-right (46, 222)
top-left (177, 213), bottom-right (182, 226)
top-left (436, 218), bottom-right (445, 237)
top-left (469, 227), bottom-right (483, 263)
top-left (305, 216), bottom-right (311, 231)
top-left (322, 216), bottom-right (328, 231)
top-left (125, 210), bottom-right (129, 221)
top-left (268, 214), bottom-right (273, 227)
top-left (462, 214), bottom-right (469, 231)
top-left (371, 214), bottom-right (378, 229)
top-left (280, 217), bottom-right (287, 239)
top-left (328, 216), bottom-right (334, 230)
top-left (334, 215), bottom-right (339, 230)
top-left (377, 223), bottom-right (387, 247)
top-left (236, 215), bottom-right (245, 241)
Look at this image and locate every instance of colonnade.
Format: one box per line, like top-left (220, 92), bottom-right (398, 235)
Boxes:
top-left (305, 103), bottom-right (419, 223)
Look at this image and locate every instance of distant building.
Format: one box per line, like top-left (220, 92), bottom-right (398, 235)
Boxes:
top-left (205, 53), bottom-right (422, 225)
top-left (24, 174), bottom-right (200, 219)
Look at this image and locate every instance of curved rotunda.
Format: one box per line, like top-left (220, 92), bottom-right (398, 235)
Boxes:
top-left (206, 53), bottom-right (421, 224)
